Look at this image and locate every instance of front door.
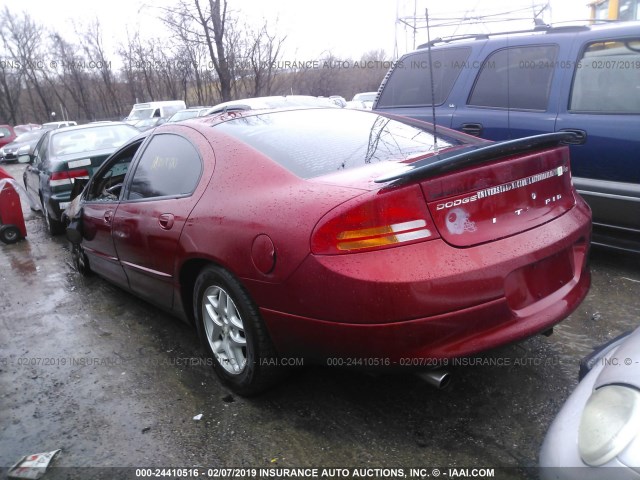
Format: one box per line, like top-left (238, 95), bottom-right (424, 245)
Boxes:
top-left (112, 130), bottom-right (211, 309)
top-left (81, 139), bottom-right (145, 286)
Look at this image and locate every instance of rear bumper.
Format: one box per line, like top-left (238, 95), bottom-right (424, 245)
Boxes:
top-left (257, 199), bottom-right (591, 361)
top-left (47, 190), bottom-right (72, 221)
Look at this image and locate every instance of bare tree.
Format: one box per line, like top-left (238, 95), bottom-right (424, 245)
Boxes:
top-left (80, 19), bottom-right (121, 118)
top-left (0, 6), bottom-right (52, 120)
top-left (243, 22), bottom-right (286, 97)
top-left (0, 12), bottom-right (22, 123)
top-left (50, 32), bottom-right (92, 119)
top-left (0, 4), bottom-right (386, 124)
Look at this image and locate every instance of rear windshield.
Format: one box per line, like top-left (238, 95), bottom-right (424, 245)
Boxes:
top-left (51, 125), bottom-right (138, 156)
top-left (215, 109), bottom-right (466, 179)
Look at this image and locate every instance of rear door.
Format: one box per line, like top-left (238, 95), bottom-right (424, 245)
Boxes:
top-left (24, 133), bottom-right (50, 199)
top-left (450, 40), bottom-right (564, 139)
top-left (112, 128), bottom-right (213, 309)
top-left (555, 34), bottom-right (640, 232)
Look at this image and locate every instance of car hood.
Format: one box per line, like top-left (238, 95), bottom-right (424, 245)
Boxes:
top-left (595, 326), bottom-right (640, 390)
top-left (2, 139), bottom-right (33, 151)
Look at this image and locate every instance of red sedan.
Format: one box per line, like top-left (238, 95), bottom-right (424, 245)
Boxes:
top-left (66, 107), bottom-right (591, 394)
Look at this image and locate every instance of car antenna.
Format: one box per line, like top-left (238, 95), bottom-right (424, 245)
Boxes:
top-left (425, 8), bottom-right (438, 153)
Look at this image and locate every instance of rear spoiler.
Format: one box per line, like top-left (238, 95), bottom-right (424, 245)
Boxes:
top-left (375, 132), bottom-right (578, 184)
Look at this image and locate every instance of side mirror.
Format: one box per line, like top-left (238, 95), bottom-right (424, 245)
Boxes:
top-left (66, 223), bottom-right (82, 245)
top-left (18, 153), bottom-right (31, 164)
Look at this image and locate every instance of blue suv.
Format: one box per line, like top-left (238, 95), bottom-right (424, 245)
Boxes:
top-left (375, 22), bottom-right (640, 254)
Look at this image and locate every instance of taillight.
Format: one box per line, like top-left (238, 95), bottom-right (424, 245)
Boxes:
top-left (311, 185), bottom-right (439, 255)
top-left (50, 169), bottom-right (89, 187)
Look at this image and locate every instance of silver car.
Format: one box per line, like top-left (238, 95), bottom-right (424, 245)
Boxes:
top-left (540, 327), bottom-right (640, 478)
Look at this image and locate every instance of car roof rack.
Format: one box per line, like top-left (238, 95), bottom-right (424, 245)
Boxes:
top-left (417, 20), bottom-right (615, 49)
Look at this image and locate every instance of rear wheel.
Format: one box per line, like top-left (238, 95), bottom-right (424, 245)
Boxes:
top-left (42, 199), bottom-right (63, 235)
top-left (193, 265), bottom-right (282, 395)
top-left (0, 225), bottom-right (22, 244)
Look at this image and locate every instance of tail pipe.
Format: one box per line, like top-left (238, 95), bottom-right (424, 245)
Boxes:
top-left (417, 369), bottom-right (451, 390)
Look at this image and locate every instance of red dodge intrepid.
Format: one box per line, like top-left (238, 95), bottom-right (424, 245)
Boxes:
top-left (66, 107), bottom-right (591, 394)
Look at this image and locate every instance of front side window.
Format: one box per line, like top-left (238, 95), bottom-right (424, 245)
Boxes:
top-left (86, 140), bottom-right (144, 202)
top-left (376, 47), bottom-right (471, 107)
top-left (468, 45), bottom-right (558, 110)
top-left (127, 134), bottom-right (202, 200)
top-left (570, 39), bottom-right (640, 113)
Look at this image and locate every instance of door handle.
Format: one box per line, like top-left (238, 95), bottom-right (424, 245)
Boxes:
top-left (461, 123), bottom-right (483, 137)
top-left (158, 213), bottom-right (175, 230)
top-left (104, 210), bottom-right (114, 225)
top-left (558, 129), bottom-right (587, 145)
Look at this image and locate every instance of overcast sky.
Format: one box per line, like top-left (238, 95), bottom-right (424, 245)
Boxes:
top-left (3, 0), bottom-right (591, 60)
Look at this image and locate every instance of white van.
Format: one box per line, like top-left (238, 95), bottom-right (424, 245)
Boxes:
top-left (125, 101), bottom-right (186, 122)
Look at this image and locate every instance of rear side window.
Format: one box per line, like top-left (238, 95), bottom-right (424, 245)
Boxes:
top-left (128, 134), bottom-right (202, 199)
top-left (35, 134), bottom-right (50, 165)
top-left (376, 47), bottom-right (471, 107)
top-left (468, 45), bottom-right (558, 110)
top-left (570, 39), bottom-right (640, 113)
top-left (215, 109), bottom-right (466, 179)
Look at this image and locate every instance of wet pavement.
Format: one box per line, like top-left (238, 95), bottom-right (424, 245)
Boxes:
top-left (1, 161), bottom-right (639, 479)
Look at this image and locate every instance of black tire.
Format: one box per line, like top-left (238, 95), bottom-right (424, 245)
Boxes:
top-left (42, 200), bottom-right (64, 235)
top-left (0, 225), bottom-right (22, 244)
top-left (193, 265), bottom-right (282, 396)
top-left (71, 243), bottom-right (91, 276)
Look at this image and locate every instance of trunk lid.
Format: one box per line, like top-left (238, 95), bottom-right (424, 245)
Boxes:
top-left (424, 147), bottom-right (574, 247)
top-left (376, 133), bottom-right (578, 248)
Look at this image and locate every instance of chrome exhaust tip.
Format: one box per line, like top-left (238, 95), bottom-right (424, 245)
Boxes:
top-left (416, 369), bottom-right (452, 390)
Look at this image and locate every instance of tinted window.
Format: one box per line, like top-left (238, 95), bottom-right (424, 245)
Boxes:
top-left (377, 47), bottom-right (471, 107)
top-left (468, 45), bottom-right (558, 110)
top-left (570, 39), bottom-right (640, 113)
top-left (216, 109), bottom-right (466, 179)
top-left (128, 134), bottom-right (202, 199)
